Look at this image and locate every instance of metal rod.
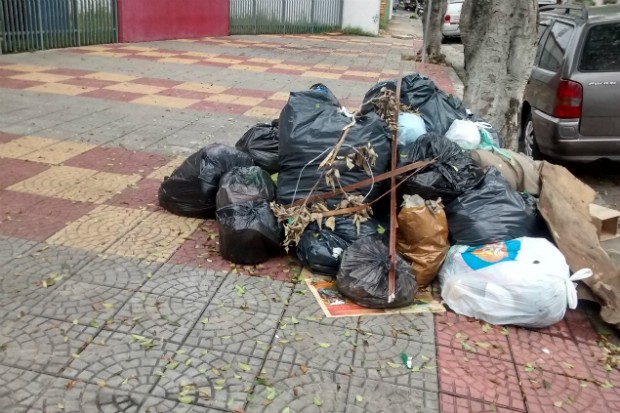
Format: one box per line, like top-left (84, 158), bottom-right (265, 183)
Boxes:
top-left (388, 70), bottom-right (403, 303)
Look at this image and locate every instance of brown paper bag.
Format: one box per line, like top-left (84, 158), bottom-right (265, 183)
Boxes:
top-left (397, 195), bottom-right (449, 287)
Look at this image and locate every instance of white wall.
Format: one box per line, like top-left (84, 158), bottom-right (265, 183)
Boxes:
top-left (342, 0), bottom-right (382, 35)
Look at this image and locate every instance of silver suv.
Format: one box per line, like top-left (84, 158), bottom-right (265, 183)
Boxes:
top-left (521, 4), bottom-right (620, 161)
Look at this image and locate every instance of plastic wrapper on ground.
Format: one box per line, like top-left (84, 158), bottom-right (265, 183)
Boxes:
top-left (439, 237), bottom-right (592, 328)
top-left (337, 237), bottom-right (418, 309)
top-left (216, 199), bottom-right (282, 265)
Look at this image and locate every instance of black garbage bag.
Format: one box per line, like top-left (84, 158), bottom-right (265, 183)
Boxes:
top-left (158, 144), bottom-right (254, 218)
top-left (296, 218), bottom-right (386, 275)
top-left (278, 90), bottom-right (391, 205)
top-left (445, 167), bottom-right (540, 246)
top-left (398, 134), bottom-right (484, 204)
top-left (362, 74), bottom-right (467, 136)
top-left (216, 166), bottom-right (276, 209)
top-left (216, 199), bottom-right (282, 265)
top-left (337, 237), bottom-right (418, 309)
top-left (235, 121), bottom-right (280, 174)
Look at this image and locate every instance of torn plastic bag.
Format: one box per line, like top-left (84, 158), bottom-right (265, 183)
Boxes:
top-left (296, 218), bottom-right (386, 276)
top-left (397, 195), bottom-right (449, 287)
top-left (337, 237), bottom-right (418, 308)
top-left (216, 166), bottom-right (276, 210)
top-left (235, 121), bottom-right (280, 174)
top-left (277, 90), bottom-right (391, 205)
top-left (439, 237), bottom-right (593, 328)
top-left (362, 74), bottom-right (467, 135)
top-left (445, 167), bottom-right (540, 246)
top-left (398, 134), bottom-right (485, 204)
top-left (445, 119), bottom-right (481, 150)
top-left (158, 144), bottom-right (254, 218)
top-left (467, 112), bottom-right (502, 147)
top-left (398, 112), bottom-right (427, 147)
top-left (216, 199), bottom-right (282, 265)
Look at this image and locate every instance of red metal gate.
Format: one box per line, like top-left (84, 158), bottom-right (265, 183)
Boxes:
top-left (117, 0), bottom-right (229, 43)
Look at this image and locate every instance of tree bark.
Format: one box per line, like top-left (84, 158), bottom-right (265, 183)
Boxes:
top-left (460, 0), bottom-right (538, 150)
top-left (423, 0), bottom-right (448, 59)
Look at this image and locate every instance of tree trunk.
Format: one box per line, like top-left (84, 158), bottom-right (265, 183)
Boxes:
top-left (460, 0), bottom-right (538, 150)
top-left (423, 0), bottom-right (448, 59)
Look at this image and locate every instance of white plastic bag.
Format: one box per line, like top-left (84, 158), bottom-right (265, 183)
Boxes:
top-left (445, 119), bottom-right (481, 150)
top-left (398, 112), bottom-right (427, 147)
top-left (438, 237), bottom-right (592, 328)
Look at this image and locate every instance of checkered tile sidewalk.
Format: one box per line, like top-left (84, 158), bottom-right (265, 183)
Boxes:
top-left (0, 133), bottom-right (300, 280)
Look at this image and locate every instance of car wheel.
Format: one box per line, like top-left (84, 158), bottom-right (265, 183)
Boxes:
top-left (521, 112), bottom-right (542, 160)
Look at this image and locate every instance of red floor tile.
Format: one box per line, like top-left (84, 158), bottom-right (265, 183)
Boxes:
top-left (0, 190), bottom-right (45, 216)
top-left (64, 146), bottom-right (169, 176)
top-left (435, 311), bottom-right (512, 361)
top-left (0, 68), bottom-right (22, 77)
top-left (131, 55), bottom-right (161, 61)
top-left (30, 196), bottom-right (95, 221)
top-left (62, 77), bottom-right (117, 89)
top-left (257, 99), bottom-right (286, 110)
top-left (0, 159), bottom-right (49, 190)
top-left (195, 61), bottom-right (230, 68)
top-left (106, 178), bottom-right (161, 211)
top-left (518, 369), bottom-right (609, 413)
top-left (80, 88), bottom-right (145, 102)
top-left (440, 393), bottom-right (523, 413)
top-left (167, 220), bottom-right (231, 272)
top-left (234, 253), bottom-right (300, 282)
top-left (565, 308), bottom-right (598, 343)
top-left (133, 77), bottom-right (183, 88)
top-left (509, 328), bottom-right (590, 378)
top-left (577, 340), bottom-right (620, 388)
top-left (526, 319), bottom-right (573, 341)
top-left (0, 210), bottom-right (72, 242)
top-left (156, 88), bottom-right (211, 100)
top-left (0, 78), bottom-right (43, 89)
top-left (266, 68), bottom-right (305, 76)
top-left (340, 74), bottom-right (378, 82)
top-left (437, 346), bottom-right (526, 411)
top-left (0, 132), bottom-right (21, 144)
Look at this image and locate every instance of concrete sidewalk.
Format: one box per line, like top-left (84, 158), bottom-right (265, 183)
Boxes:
top-left (0, 10), bottom-right (617, 413)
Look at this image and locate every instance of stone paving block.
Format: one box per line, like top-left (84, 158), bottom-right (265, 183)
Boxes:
top-left (0, 314), bottom-right (98, 375)
top-left (211, 273), bottom-right (293, 315)
top-left (7, 165), bottom-right (98, 198)
top-left (266, 321), bottom-right (356, 375)
top-left (577, 340), bottom-right (620, 389)
top-left (0, 135), bottom-right (59, 159)
top-left (0, 209), bottom-right (76, 242)
top-left (142, 264), bottom-right (225, 302)
top-left (167, 221), bottom-right (231, 272)
top-left (138, 397), bottom-right (222, 413)
top-left (65, 146), bottom-right (169, 176)
top-left (565, 308), bottom-right (599, 343)
top-left (358, 312), bottom-right (435, 345)
top-left (184, 304), bottom-right (279, 358)
top-left (106, 177), bottom-right (162, 211)
top-left (518, 368), bottom-right (608, 413)
top-left (27, 82), bottom-right (97, 96)
top-left (440, 393), bottom-right (521, 413)
top-left (57, 171), bottom-right (142, 204)
top-left (351, 332), bottom-right (438, 393)
top-left (0, 235), bottom-right (35, 265)
top-left (435, 311), bottom-right (512, 361)
top-left (31, 280), bottom-right (133, 327)
top-left (31, 378), bottom-right (144, 413)
top-left (0, 158), bottom-right (49, 189)
top-left (282, 283), bottom-right (359, 329)
top-left (0, 366), bottom-right (55, 413)
top-left (508, 328), bottom-right (590, 377)
top-left (112, 292), bottom-right (206, 344)
top-left (106, 211), bottom-right (201, 262)
top-left (149, 346), bottom-right (262, 411)
top-left (437, 347), bottom-right (526, 411)
top-left (0, 244), bottom-right (96, 315)
top-left (18, 140), bottom-right (95, 165)
top-left (63, 330), bottom-right (175, 393)
top-left (47, 205), bottom-right (151, 252)
top-left (246, 359), bottom-right (350, 413)
top-left (346, 376), bottom-right (439, 413)
top-left (72, 254), bottom-right (163, 290)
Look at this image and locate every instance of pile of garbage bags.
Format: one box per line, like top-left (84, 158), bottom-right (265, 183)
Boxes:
top-left (158, 73), bottom-right (591, 328)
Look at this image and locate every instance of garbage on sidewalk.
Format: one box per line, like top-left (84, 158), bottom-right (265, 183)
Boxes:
top-left (157, 72), bottom-right (611, 327)
top-left (439, 237), bottom-right (593, 328)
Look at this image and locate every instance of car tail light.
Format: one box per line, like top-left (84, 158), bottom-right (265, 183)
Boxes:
top-left (554, 80), bottom-right (582, 119)
top-left (445, 15), bottom-right (451, 23)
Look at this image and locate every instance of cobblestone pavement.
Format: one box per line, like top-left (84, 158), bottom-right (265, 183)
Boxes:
top-left (1, 11), bottom-right (618, 413)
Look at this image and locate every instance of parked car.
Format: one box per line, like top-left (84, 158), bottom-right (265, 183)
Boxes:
top-left (520, 4), bottom-right (620, 161)
top-left (442, 0), bottom-right (463, 39)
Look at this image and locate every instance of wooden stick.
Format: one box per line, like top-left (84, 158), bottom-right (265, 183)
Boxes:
top-left (388, 74), bottom-right (403, 303)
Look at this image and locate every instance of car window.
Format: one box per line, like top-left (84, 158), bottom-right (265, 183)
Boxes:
top-left (579, 23), bottom-right (620, 72)
top-left (538, 21), bottom-right (574, 72)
